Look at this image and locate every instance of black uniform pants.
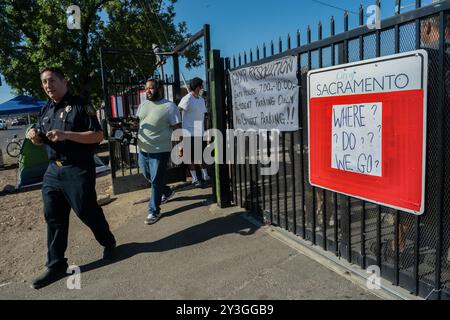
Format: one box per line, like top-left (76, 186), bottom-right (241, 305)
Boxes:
top-left (42, 160), bottom-right (115, 270)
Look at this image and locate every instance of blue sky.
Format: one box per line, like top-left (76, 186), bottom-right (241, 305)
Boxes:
top-left (173, 0), bottom-right (435, 80)
top-left (0, 0), bottom-right (436, 103)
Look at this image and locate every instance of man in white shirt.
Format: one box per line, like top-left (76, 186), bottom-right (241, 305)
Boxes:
top-left (178, 77), bottom-right (210, 187)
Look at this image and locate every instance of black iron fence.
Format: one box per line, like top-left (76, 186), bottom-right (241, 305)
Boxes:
top-left (225, 1), bottom-right (450, 300)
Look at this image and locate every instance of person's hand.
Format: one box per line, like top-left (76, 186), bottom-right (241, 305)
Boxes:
top-left (26, 128), bottom-right (43, 145)
top-left (178, 146), bottom-right (183, 158)
top-left (46, 129), bottom-right (67, 142)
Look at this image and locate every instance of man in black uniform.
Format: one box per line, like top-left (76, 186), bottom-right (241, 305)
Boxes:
top-left (27, 67), bottom-right (116, 289)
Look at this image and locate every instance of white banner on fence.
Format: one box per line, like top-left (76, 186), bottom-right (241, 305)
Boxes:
top-left (230, 55), bottom-right (299, 131)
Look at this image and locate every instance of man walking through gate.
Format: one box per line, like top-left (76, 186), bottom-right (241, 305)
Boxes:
top-left (135, 78), bottom-right (181, 225)
top-left (27, 67), bottom-right (116, 289)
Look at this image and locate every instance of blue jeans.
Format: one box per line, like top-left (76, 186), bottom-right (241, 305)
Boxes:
top-left (138, 151), bottom-right (172, 215)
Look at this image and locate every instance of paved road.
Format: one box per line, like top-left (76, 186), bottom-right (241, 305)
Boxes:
top-left (0, 186), bottom-right (382, 300)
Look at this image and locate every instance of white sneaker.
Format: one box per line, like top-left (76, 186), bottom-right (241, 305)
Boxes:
top-left (145, 212), bottom-right (162, 225)
top-left (193, 180), bottom-right (203, 188)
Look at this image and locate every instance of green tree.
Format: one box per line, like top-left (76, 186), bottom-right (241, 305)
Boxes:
top-left (0, 0), bottom-right (202, 106)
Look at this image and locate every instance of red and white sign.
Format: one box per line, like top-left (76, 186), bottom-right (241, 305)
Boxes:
top-left (308, 50), bottom-right (428, 215)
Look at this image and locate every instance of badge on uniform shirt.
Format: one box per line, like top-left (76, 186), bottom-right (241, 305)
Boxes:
top-left (59, 111), bottom-right (64, 119)
top-left (65, 105), bottom-right (72, 113)
top-left (84, 104), bottom-right (97, 116)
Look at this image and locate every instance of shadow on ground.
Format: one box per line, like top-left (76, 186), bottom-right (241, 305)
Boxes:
top-left (79, 204), bottom-right (259, 275)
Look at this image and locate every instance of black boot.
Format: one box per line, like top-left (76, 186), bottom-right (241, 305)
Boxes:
top-left (31, 268), bottom-right (67, 290)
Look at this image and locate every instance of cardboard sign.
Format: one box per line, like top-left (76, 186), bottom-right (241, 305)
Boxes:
top-left (308, 50), bottom-right (428, 215)
top-left (230, 55), bottom-right (299, 131)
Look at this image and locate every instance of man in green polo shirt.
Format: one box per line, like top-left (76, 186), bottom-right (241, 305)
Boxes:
top-left (136, 78), bottom-right (181, 224)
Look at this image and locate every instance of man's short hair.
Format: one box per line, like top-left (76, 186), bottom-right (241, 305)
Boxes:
top-left (146, 78), bottom-right (164, 89)
top-left (189, 77), bottom-right (203, 92)
top-left (40, 67), bottom-right (65, 80)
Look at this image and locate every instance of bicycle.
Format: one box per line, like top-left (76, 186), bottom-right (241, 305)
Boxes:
top-left (6, 134), bottom-right (24, 157)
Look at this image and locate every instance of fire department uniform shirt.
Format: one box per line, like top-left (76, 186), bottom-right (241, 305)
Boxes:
top-left (38, 92), bottom-right (102, 162)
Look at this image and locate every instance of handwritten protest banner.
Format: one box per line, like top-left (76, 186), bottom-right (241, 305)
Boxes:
top-left (332, 102), bottom-right (382, 177)
top-left (230, 55), bottom-right (299, 131)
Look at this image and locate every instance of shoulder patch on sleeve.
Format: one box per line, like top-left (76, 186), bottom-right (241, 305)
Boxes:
top-left (84, 104), bottom-right (97, 116)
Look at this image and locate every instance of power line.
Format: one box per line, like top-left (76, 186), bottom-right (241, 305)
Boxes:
top-left (148, 0), bottom-right (201, 57)
top-left (101, 6), bottom-right (151, 81)
top-left (310, 0), bottom-right (360, 15)
top-left (106, 5), bottom-right (149, 80)
top-left (136, 0), bottom-right (165, 47)
top-left (149, 0), bottom-right (171, 45)
top-left (148, 0), bottom-right (200, 84)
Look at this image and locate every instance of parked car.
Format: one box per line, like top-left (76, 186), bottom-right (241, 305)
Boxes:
top-left (11, 118), bottom-right (27, 126)
top-left (0, 119), bottom-right (7, 130)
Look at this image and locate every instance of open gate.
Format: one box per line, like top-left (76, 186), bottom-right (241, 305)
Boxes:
top-left (99, 25), bottom-right (211, 195)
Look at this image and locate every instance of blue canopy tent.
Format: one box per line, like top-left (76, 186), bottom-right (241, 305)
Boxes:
top-left (0, 95), bottom-right (109, 189)
top-left (0, 95), bottom-right (46, 116)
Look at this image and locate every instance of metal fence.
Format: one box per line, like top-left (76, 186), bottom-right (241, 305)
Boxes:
top-left (225, 1), bottom-right (450, 300)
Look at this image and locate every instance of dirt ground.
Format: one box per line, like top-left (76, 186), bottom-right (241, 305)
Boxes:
top-left (0, 157), bottom-right (138, 285)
